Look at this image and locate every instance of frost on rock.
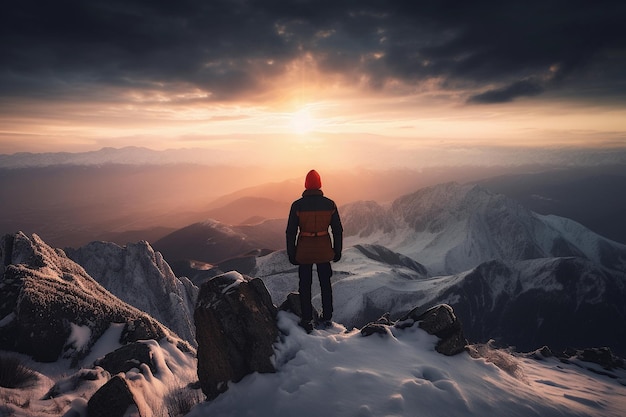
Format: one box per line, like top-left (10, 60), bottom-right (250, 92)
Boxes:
top-left (0, 232), bottom-right (179, 363)
top-left (66, 239), bottom-right (199, 346)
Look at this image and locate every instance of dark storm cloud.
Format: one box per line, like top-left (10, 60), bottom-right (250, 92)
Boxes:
top-left (1, 0), bottom-right (625, 103)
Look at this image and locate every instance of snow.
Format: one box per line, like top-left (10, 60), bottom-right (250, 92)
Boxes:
top-left (220, 271), bottom-right (246, 294)
top-left (80, 323), bottom-right (125, 367)
top-left (10, 297), bottom-right (624, 417)
top-left (66, 323), bottom-right (92, 354)
top-left (0, 337), bottom-right (199, 417)
top-left (186, 311), bottom-right (626, 417)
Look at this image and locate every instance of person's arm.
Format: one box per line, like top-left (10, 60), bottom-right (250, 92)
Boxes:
top-left (330, 205), bottom-right (343, 261)
top-left (286, 202), bottom-right (299, 264)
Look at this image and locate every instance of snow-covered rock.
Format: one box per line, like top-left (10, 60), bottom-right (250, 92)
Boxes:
top-left (0, 232), bottom-right (187, 363)
top-left (66, 240), bottom-right (198, 345)
top-left (194, 271), bottom-right (278, 400)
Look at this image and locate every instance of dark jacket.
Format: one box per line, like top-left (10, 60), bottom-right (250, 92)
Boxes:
top-left (286, 189), bottom-right (343, 264)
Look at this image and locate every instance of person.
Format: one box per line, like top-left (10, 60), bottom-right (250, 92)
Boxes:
top-left (286, 169), bottom-right (343, 333)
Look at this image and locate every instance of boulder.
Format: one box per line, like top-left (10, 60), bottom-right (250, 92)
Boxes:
top-left (194, 271), bottom-right (278, 400)
top-left (361, 305), bottom-right (467, 356)
top-left (399, 304), bottom-right (468, 355)
top-left (560, 347), bottom-right (625, 370)
top-left (96, 342), bottom-right (155, 375)
top-left (87, 375), bottom-right (141, 417)
top-left (278, 291), bottom-right (321, 323)
top-left (360, 312), bottom-right (394, 337)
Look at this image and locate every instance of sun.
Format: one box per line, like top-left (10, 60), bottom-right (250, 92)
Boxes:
top-left (289, 108), bottom-right (316, 135)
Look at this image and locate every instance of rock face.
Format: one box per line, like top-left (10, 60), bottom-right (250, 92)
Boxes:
top-left (96, 342), bottom-right (155, 375)
top-left (399, 304), bottom-right (468, 356)
top-left (361, 304), bottom-right (468, 356)
top-left (66, 240), bottom-right (198, 345)
top-left (194, 271), bottom-right (278, 400)
top-left (0, 232), bottom-right (175, 363)
top-left (87, 375), bottom-right (140, 417)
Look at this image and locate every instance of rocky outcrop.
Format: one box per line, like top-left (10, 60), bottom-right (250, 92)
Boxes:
top-left (278, 291), bottom-right (322, 323)
top-left (87, 375), bottom-right (141, 417)
top-left (96, 342), bottom-right (155, 375)
top-left (66, 240), bottom-right (198, 345)
top-left (361, 304), bottom-right (468, 356)
top-left (0, 232), bottom-right (178, 363)
top-left (194, 271), bottom-right (278, 400)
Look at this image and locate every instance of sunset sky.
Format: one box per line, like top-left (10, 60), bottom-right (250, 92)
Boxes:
top-left (2, 0), bottom-right (626, 169)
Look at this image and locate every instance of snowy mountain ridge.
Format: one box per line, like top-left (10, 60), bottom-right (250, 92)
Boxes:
top-left (342, 182), bottom-right (626, 275)
top-left (1, 222), bottom-right (626, 416)
top-left (65, 240), bottom-right (198, 345)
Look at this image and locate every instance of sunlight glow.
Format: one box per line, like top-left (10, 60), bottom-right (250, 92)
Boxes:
top-left (289, 108), bottom-right (316, 135)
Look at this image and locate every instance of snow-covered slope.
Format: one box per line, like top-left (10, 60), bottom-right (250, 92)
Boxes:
top-left (66, 240), bottom-right (198, 345)
top-left (187, 311), bottom-right (626, 417)
top-left (1, 232), bottom-right (625, 417)
top-left (343, 182), bottom-right (626, 275)
top-left (253, 244), bottom-right (626, 355)
top-left (153, 219), bottom-right (284, 265)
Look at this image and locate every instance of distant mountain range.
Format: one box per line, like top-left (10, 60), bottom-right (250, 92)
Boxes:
top-left (158, 182), bottom-right (626, 356)
top-left (2, 147), bottom-right (625, 247)
top-left (0, 146), bottom-right (222, 168)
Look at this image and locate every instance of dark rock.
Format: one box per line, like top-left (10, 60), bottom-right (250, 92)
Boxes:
top-left (399, 304), bottom-right (468, 355)
top-left (358, 306), bottom-right (467, 356)
top-left (279, 292), bottom-right (303, 317)
top-left (194, 271), bottom-right (278, 400)
top-left (360, 323), bottom-right (389, 337)
top-left (96, 342), bottom-right (155, 375)
top-left (360, 312), bottom-right (395, 337)
top-left (524, 345), bottom-right (554, 360)
top-left (120, 317), bottom-right (166, 345)
top-left (278, 291), bottom-right (321, 322)
top-left (87, 375), bottom-right (141, 417)
top-left (568, 347), bottom-right (624, 370)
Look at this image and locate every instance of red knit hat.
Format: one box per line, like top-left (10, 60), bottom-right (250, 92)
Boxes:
top-left (304, 169), bottom-right (322, 190)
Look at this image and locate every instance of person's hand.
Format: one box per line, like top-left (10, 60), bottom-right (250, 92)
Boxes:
top-left (289, 255), bottom-right (299, 265)
top-left (333, 252), bottom-right (341, 262)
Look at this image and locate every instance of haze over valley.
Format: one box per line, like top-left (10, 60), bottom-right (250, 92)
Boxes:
top-left (2, 147), bottom-right (626, 250)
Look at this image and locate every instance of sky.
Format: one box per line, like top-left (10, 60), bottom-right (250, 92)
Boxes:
top-left (2, 0), bottom-right (626, 169)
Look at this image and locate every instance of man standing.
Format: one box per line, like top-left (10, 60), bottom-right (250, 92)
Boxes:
top-left (286, 169), bottom-right (343, 332)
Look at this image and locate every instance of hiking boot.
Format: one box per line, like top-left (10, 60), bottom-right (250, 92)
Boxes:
top-left (299, 319), bottom-right (314, 333)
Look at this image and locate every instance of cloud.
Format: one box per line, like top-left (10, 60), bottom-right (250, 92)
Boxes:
top-left (468, 79), bottom-right (545, 104)
top-left (1, 0), bottom-right (625, 104)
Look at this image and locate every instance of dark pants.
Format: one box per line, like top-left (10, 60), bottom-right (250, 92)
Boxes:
top-left (298, 262), bottom-right (333, 322)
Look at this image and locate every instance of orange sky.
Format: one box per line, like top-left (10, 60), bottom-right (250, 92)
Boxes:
top-left (2, 78), bottom-right (625, 170)
top-left (2, 1), bottom-right (626, 168)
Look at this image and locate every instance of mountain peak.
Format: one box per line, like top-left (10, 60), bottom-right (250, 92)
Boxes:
top-left (0, 232), bottom-right (186, 363)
